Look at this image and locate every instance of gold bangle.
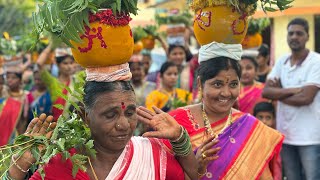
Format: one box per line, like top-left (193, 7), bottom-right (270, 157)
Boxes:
top-left (171, 126), bottom-right (184, 142)
top-left (11, 156), bottom-right (30, 173)
top-left (198, 169), bottom-right (207, 178)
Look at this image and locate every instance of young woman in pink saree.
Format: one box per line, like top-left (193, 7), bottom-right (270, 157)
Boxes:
top-left (238, 56), bottom-right (270, 114)
top-left (170, 43), bottom-right (284, 180)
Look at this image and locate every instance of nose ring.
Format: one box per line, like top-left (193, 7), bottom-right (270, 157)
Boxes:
top-left (116, 124), bottom-right (120, 128)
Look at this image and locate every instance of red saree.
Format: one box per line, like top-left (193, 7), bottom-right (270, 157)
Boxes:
top-left (30, 137), bottom-right (184, 180)
top-left (238, 82), bottom-right (269, 114)
top-left (170, 108), bottom-right (284, 180)
top-left (0, 98), bottom-right (23, 146)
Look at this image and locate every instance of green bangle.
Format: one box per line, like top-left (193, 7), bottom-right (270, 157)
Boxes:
top-left (170, 128), bottom-right (192, 156)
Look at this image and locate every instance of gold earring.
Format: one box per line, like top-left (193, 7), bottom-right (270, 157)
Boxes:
top-left (197, 87), bottom-right (202, 101)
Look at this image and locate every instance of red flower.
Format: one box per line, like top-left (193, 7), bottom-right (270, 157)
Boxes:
top-left (88, 9), bottom-right (131, 27)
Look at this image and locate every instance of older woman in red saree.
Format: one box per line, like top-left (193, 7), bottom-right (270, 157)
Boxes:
top-left (170, 42), bottom-right (284, 180)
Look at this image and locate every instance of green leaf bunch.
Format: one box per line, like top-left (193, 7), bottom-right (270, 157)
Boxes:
top-left (0, 38), bottom-right (17, 56)
top-left (259, 0), bottom-right (294, 12)
top-left (33, 0), bottom-right (138, 47)
top-left (143, 25), bottom-right (159, 38)
top-left (132, 26), bottom-right (147, 43)
top-left (247, 18), bottom-right (271, 35)
top-left (0, 70), bottom-right (95, 179)
top-left (188, 0), bottom-right (294, 15)
top-left (172, 93), bottom-right (190, 110)
top-left (155, 10), bottom-right (193, 27)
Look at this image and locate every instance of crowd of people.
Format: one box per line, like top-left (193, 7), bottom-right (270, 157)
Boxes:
top-left (1, 17), bottom-right (319, 180)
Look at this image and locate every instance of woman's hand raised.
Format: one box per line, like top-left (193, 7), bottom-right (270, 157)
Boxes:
top-left (137, 106), bottom-right (181, 141)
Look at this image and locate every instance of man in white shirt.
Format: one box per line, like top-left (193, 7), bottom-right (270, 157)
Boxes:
top-left (263, 18), bottom-right (320, 180)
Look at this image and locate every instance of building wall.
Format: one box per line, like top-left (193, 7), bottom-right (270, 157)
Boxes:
top-left (273, 15), bottom-right (315, 61)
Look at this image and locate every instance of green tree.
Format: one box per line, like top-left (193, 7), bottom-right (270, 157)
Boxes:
top-left (0, 0), bottom-right (35, 36)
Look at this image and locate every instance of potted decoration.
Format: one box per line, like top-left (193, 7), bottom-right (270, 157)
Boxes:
top-left (241, 18), bottom-right (270, 49)
top-left (33, 0), bottom-right (138, 67)
top-left (141, 25), bottom-right (159, 50)
top-left (0, 36), bottom-right (23, 62)
top-left (188, 0), bottom-right (293, 45)
top-left (132, 26), bottom-right (146, 54)
top-left (18, 36), bottom-right (54, 64)
top-left (155, 10), bottom-right (193, 45)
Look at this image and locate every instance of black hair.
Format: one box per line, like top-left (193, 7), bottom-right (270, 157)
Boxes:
top-left (56, 55), bottom-right (74, 64)
top-left (287, 18), bottom-right (309, 35)
top-left (168, 45), bottom-right (186, 56)
top-left (241, 56), bottom-right (258, 70)
top-left (84, 81), bottom-right (134, 113)
top-left (198, 57), bottom-right (241, 86)
top-left (128, 61), bottom-right (143, 68)
top-left (159, 61), bottom-right (177, 77)
top-left (258, 44), bottom-right (270, 58)
top-left (6, 72), bottom-right (22, 80)
top-left (253, 102), bottom-right (275, 117)
top-left (0, 74), bottom-right (4, 83)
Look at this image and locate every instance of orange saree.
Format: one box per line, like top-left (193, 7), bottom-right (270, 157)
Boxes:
top-left (170, 108), bottom-right (284, 180)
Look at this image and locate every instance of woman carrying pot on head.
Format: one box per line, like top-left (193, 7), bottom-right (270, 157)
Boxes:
top-left (5, 61), bottom-right (198, 180)
top-left (0, 65), bottom-right (29, 146)
top-left (146, 62), bottom-right (193, 113)
top-left (167, 42), bottom-right (284, 179)
top-left (37, 45), bottom-right (76, 121)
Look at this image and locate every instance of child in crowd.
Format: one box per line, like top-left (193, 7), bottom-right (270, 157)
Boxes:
top-left (253, 102), bottom-right (276, 128)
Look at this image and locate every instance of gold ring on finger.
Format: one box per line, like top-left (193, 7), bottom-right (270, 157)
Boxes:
top-left (202, 153), bottom-right (207, 159)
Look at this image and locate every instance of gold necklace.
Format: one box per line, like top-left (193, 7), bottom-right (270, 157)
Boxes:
top-left (201, 103), bottom-right (236, 143)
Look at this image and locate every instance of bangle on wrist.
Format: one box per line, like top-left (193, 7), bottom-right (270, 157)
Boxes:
top-left (170, 127), bottom-right (192, 156)
top-left (198, 169), bottom-right (207, 178)
top-left (11, 155), bottom-right (30, 173)
top-left (171, 126), bottom-right (184, 142)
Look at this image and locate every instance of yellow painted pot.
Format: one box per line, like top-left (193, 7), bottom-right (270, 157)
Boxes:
top-left (141, 36), bottom-right (155, 50)
top-left (193, 6), bottom-right (249, 45)
top-left (133, 41), bottom-right (144, 54)
top-left (241, 33), bottom-right (263, 49)
top-left (71, 22), bottom-right (134, 68)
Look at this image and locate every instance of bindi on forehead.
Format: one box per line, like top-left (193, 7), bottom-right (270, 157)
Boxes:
top-left (225, 75), bottom-right (231, 83)
top-left (121, 102), bottom-right (126, 110)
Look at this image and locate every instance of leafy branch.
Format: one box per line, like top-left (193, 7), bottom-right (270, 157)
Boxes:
top-left (0, 71), bottom-right (95, 179)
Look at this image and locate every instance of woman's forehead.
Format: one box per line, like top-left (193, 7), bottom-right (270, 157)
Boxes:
top-left (94, 91), bottom-right (136, 105)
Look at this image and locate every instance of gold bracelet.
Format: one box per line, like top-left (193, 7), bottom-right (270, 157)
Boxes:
top-left (198, 169), bottom-right (207, 178)
top-left (11, 156), bottom-right (29, 173)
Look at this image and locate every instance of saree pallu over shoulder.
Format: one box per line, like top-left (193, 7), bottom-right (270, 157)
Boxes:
top-left (0, 97), bottom-right (23, 146)
top-left (30, 137), bottom-right (184, 180)
top-left (170, 109), bottom-right (284, 180)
